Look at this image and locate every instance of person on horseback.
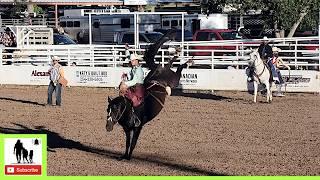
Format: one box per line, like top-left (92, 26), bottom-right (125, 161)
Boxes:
top-left (271, 47), bottom-right (290, 97)
top-left (119, 53), bottom-right (145, 127)
top-left (258, 36), bottom-right (280, 82)
top-left (248, 36), bottom-right (279, 83)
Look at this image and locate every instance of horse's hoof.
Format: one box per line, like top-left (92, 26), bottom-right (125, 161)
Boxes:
top-left (118, 155), bottom-right (130, 161)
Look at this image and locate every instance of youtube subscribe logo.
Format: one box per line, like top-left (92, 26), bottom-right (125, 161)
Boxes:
top-left (5, 165), bottom-right (42, 175)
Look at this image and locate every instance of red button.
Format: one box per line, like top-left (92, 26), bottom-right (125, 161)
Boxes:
top-left (5, 165), bottom-right (42, 175)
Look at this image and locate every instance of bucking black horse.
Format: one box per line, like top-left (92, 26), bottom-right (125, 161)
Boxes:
top-left (106, 30), bottom-right (192, 160)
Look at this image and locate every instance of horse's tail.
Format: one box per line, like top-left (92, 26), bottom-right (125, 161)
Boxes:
top-left (143, 29), bottom-right (177, 71)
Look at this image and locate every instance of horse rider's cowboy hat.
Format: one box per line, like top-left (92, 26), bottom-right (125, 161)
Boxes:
top-left (130, 53), bottom-right (142, 61)
top-left (272, 47), bottom-right (281, 52)
top-left (262, 36), bottom-right (270, 42)
top-left (51, 56), bottom-right (60, 61)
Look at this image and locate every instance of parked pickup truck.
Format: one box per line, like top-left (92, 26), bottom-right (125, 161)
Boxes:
top-left (191, 29), bottom-right (254, 56)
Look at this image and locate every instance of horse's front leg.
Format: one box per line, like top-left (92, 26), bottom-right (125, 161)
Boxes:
top-left (253, 81), bottom-right (258, 103)
top-left (127, 127), bottom-right (142, 160)
top-left (266, 81), bottom-right (272, 103)
top-left (119, 129), bottom-right (132, 160)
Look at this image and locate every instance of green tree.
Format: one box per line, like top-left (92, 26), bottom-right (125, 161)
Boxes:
top-left (202, 0), bottom-right (320, 38)
top-left (201, 0), bottom-right (227, 14)
top-left (33, 5), bottom-right (44, 16)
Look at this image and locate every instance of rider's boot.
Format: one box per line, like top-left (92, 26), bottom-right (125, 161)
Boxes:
top-left (134, 117), bottom-right (141, 127)
top-left (274, 84), bottom-right (285, 97)
top-left (133, 105), bottom-right (148, 127)
top-left (131, 108), bottom-right (141, 127)
top-left (186, 59), bottom-right (194, 67)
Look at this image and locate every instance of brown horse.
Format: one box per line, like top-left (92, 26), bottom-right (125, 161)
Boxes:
top-left (106, 30), bottom-right (191, 160)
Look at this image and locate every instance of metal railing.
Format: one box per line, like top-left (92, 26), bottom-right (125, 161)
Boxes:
top-left (0, 18), bottom-right (56, 27)
top-left (0, 37), bottom-right (319, 71)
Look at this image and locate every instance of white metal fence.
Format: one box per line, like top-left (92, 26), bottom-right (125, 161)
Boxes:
top-left (1, 36), bottom-right (319, 71)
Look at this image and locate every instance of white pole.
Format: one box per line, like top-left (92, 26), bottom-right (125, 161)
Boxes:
top-left (136, 13), bottom-right (140, 49)
top-left (134, 13), bottom-right (137, 49)
top-left (89, 13), bottom-right (92, 45)
top-left (318, 9), bottom-right (320, 72)
top-left (181, 14), bottom-right (185, 63)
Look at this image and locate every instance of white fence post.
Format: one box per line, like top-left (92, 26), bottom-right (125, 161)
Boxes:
top-left (67, 49), bottom-right (70, 66)
top-left (161, 50), bottom-right (165, 68)
top-left (113, 47), bottom-right (116, 68)
top-left (294, 40), bottom-right (298, 69)
top-left (90, 46), bottom-right (94, 67)
top-left (211, 50), bottom-right (215, 70)
top-left (318, 18), bottom-right (320, 72)
top-left (0, 50), bottom-right (2, 66)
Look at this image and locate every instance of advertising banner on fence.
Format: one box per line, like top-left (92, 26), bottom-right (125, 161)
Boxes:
top-left (0, 66), bottom-right (319, 92)
top-left (0, 66), bottom-right (50, 85)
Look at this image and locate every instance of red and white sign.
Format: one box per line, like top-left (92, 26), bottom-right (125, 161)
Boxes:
top-left (4, 138), bottom-right (43, 176)
top-left (5, 165), bottom-right (41, 175)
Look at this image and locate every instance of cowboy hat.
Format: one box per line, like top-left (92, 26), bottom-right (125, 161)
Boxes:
top-left (51, 56), bottom-right (60, 61)
top-left (272, 47), bottom-right (281, 52)
top-left (262, 36), bottom-right (269, 41)
top-left (130, 53), bottom-right (142, 61)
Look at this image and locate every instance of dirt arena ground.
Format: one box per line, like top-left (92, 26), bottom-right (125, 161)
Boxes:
top-left (0, 85), bottom-right (319, 176)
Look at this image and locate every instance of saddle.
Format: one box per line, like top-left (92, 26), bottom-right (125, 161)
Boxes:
top-left (124, 84), bottom-right (145, 107)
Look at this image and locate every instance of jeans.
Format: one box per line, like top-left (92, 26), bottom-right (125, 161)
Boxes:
top-left (47, 81), bottom-right (62, 106)
top-left (267, 59), bottom-right (279, 81)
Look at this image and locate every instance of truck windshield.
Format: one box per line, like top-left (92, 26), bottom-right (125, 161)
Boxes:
top-left (219, 31), bottom-right (244, 40)
top-left (195, 32), bottom-right (209, 41)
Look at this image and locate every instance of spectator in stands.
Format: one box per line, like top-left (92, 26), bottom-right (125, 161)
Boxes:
top-left (71, 62), bottom-right (77, 66)
top-left (47, 56), bottom-right (65, 106)
top-left (271, 47), bottom-right (290, 97)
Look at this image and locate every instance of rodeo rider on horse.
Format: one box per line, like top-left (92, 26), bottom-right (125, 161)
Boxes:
top-left (248, 36), bottom-right (291, 96)
top-left (119, 53), bottom-right (145, 127)
top-left (248, 37), bottom-right (279, 82)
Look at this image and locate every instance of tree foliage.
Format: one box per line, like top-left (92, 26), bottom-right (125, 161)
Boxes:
top-left (33, 5), bottom-right (44, 15)
top-left (202, 0), bottom-right (320, 37)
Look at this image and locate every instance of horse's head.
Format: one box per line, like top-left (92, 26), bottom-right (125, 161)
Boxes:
top-left (247, 48), bottom-right (260, 67)
top-left (106, 96), bottom-right (127, 132)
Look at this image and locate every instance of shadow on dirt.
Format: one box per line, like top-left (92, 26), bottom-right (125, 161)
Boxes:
top-left (0, 97), bottom-right (45, 106)
top-left (172, 90), bottom-right (231, 101)
top-left (0, 123), bottom-right (226, 176)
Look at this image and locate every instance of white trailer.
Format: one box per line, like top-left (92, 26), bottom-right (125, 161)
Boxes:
top-left (161, 13), bottom-right (228, 34)
top-left (60, 9), bottom-right (161, 44)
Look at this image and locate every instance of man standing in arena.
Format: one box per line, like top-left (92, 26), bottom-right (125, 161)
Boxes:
top-left (47, 56), bottom-right (65, 106)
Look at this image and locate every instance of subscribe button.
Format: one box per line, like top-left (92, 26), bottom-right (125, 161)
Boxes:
top-left (5, 165), bottom-right (42, 175)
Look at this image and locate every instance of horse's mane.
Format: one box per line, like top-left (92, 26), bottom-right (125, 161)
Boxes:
top-left (143, 29), bottom-right (176, 71)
